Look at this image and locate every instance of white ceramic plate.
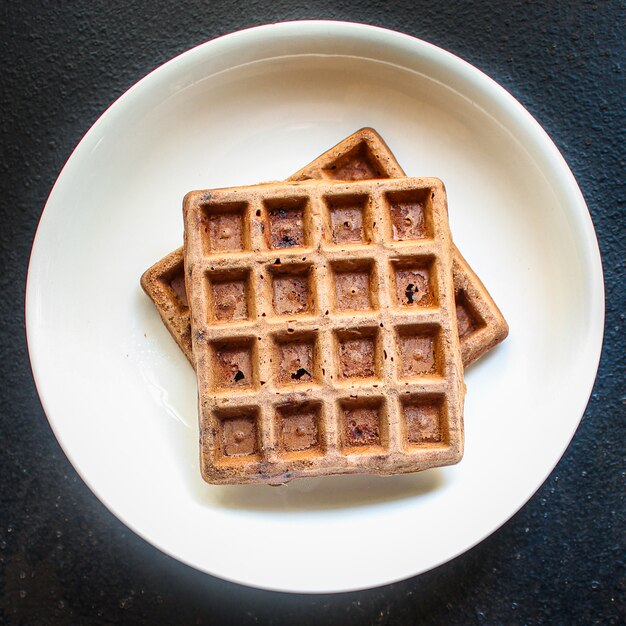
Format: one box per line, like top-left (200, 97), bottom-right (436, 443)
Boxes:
top-left (26, 21), bottom-right (604, 593)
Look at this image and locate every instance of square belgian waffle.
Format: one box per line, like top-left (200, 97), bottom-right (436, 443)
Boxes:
top-left (183, 177), bottom-right (465, 484)
top-left (141, 128), bottom-right (508, 367)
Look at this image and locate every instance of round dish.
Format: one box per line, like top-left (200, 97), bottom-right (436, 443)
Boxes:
top-left (26, 21), bottom-right (604, 593)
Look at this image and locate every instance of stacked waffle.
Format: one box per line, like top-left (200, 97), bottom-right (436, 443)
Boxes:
top-left (141, 129), bottom-right (508, 485)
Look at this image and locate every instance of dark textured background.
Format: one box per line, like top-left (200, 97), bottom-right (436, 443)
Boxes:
top-left (1, 1), bottom-right (624, 624)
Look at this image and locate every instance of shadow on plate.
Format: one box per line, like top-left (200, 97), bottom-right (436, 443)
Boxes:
top-left (195, 469), bottom-right (445, 512)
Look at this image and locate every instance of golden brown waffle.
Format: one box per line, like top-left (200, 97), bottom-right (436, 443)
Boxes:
top-left (183, 177), bottom-right (465, 484)
top-left (141, 128), bottom-right (507, 367)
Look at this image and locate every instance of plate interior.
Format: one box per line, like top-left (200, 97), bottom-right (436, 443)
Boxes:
top-left (26, 27), bottom-right (602, 593)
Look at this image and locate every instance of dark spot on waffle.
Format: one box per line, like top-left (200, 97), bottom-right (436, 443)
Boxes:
top-left (256, 209), bottom-right (261, 216)
top-left (278, 209), bottom-right (288, 218)
top-left (201, 192), bottom-right (212, 201)
top-left (291, 367), bottom-right (312, 381)
top-left (342, 405), bottom-right (381, 447)
top-left (394, 262), bottom-right (434, 307)
top-left (405, 283), bottom-right (416, 304)
top-left (275, 336), bottom-right (316, 386)
top-left (279, 234), bottom-right (297, 247)
top-left (274, 258), bottom-right (281, 264)
top-left (195, 330), bottom-right (207, 342)
top-left (212, 338), bottom-right (255, 389)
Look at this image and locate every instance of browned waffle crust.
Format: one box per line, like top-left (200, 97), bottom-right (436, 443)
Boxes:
top-left (141, 128), bottom-right (507, 366)
top-left (183, 177), bottom-right (465, 484)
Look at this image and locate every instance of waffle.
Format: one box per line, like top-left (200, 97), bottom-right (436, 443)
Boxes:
top-left (141, 128), bottom-right (507, 367)
top-left (183, 177), bottom-right (465, 484)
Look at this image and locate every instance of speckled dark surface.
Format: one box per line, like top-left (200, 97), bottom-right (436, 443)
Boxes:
top-left (1, 1), bottom-right (624, 624)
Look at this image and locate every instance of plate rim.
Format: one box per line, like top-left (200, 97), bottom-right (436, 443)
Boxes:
top-left (25, 20), bottom-right (605, 593)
